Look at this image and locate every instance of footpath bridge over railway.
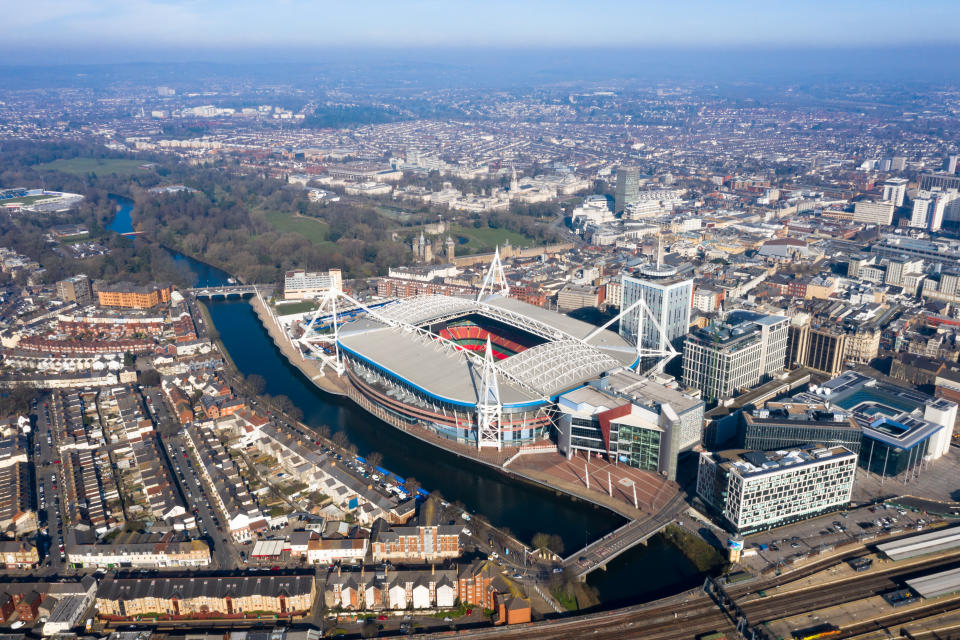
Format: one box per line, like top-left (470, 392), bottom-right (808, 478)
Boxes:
top-left (563, 492), bottom-right (687, 579)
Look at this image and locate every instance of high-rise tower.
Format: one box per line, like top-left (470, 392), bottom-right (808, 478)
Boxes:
top-left (614, 166), bottom-right (640, 213)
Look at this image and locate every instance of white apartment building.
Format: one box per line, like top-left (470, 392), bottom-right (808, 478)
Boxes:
top-left (605, 279), bottom-right (622, 308)
top-left (620, 265), bottom-right (693, 351)
top-left (307, 538), bottom-right (368, 564)
top-left (284, 268), bottom-right (343, 300)
top-left (693, 288), bottom-right (719, 313)
top-left (696, 445), bottom-right (857, 534)
top-left (682, 310), bottom-right (788, 402)
top-left (853, 201), bottom-right (896, 226)
top-left (912, 190), bottom-right (960, 232)
top-left (882, 178), bottom-right (908, 207)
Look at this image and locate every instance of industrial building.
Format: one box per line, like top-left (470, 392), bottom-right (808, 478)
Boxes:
top-left (696, 444), bottom-right (857, 534)
top-left (877, 526), bottom-right (960, 562)
top-left (906, 567), bottom-right (960, 599)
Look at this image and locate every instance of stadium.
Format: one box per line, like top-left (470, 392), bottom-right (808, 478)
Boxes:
top-left (296, 291), bottom-right (641, 450)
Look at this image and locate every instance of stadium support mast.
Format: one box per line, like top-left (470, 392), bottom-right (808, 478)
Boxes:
top-left (477, 247), bottom-right (510, 301)
top-left (476, 337), bottom-right (503, 451)
top-left (582, 294), bottom-right (678, 373)
top-left (297, 289), bottom-right (346, 376)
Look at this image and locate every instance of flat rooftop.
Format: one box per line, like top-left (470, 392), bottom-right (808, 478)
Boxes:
top-left (713, 444), bottom-right (856, 477)
top-left (877, 525), bottom-right (960, 562)
top-left (906, 566), bottom-right (960, 599)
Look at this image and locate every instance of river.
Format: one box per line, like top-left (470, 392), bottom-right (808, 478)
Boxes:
top-left (110, 194), bottom-right (707, 607)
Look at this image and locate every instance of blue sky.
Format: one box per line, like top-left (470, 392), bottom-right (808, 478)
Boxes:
top-left (4, 0), bottom-right (959, 54)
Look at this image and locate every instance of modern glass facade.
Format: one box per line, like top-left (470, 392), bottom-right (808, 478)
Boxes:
top-left (860, 432), bottom-right (931, 477)
top-left (616, 423), bottom-right (662, 471)
top-left (742, 413), bottom-right (862, 454)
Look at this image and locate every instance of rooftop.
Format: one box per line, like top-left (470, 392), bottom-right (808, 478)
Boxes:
top-left (712, 444), bottom-right (856, 477)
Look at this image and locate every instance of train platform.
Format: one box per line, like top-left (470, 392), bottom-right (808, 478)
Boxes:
top-left (765, 590), bottom-right (960, 640)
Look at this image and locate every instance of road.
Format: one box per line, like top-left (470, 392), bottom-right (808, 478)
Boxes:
top-left (446, 549), bottom-right (960, 640)
top-left (565, 491), bottom-right (686, 577)
top-left (35, 393), bottom-right (66, 574)
top-left (162, 431), bottom-right (241, 570)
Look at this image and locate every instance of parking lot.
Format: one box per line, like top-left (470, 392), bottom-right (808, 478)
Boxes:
top-left (740, 502), bottom-right (943, 573)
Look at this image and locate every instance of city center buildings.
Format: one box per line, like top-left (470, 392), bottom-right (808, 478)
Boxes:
top-left (682, 310), bottom-right (789, 403)
top-left (619, 264), bottom-right (693, 353)
top-left (696, 444), bottom-right (857, 534)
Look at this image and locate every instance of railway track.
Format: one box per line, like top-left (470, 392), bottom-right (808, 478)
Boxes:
top-left (451, 553), bottom-right (960, 640)
top-left (836, 596), bottom-right (960, 639)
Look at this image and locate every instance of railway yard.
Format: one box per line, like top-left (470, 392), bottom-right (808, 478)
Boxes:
top-left (436, 524), bottom-right (960, 640)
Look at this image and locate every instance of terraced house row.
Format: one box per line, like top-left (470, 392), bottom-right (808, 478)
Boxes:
top-left (95, 575), bottom-right (316, 618)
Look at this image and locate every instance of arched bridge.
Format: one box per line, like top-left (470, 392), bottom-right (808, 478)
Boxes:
top-left (187, 285), bottom-right (266, 299)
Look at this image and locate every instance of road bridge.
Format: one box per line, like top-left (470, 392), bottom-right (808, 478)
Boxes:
top-left (562, 492), bottom-right (686, 579)
top-left (188, 285), bottom-right (266, 299)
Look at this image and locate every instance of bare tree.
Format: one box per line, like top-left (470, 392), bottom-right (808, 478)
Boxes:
top-left (366, 451), bottom-right (383, 470)
top-left (246, 374), bottom-right (266, 395)
top-left (404, 477), bottom-right (421, 496)
top-left (532, 532), bottom-right (551, 552)
top-left (331, 431), bottom-right (350, 449)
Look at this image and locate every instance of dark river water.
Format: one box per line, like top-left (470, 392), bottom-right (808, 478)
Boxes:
top-left (111, 194), bottom-right (707, 607)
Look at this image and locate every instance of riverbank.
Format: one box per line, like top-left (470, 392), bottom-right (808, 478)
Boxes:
top-left (248, 293), bottom-right (348, 396)
top-left (244, 294), bottom-right (679, 524)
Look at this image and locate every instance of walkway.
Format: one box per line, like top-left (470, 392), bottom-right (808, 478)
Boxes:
top-left (248, 294), bottom-right (348, 396)
top-left (562, 491), bottom-right (687, 579)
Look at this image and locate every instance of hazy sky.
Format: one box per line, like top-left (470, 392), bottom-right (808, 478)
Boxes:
top-left (4, 0), bottom-right (959, 57)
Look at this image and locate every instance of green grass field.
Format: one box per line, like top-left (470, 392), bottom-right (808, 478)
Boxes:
top-left (374, 205), bottom-right (418, 222)
top-left (263, 211), bottom-right (331, 243)
top-left (274, 300), bottom-right (318, 316)
top-left (37, 158), bottom-right (152, 176)
top-left (450, 225), bottom-right (534, 253)
top-left (3, 194), bottom-right (58, 205)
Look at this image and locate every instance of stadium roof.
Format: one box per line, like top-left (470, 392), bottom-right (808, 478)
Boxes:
top-left (336, 294), bottom-right (637, 407)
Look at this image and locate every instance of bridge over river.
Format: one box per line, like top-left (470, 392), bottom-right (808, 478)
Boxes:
top-left (188, 284), bottom-right (271, 299)
top-left (563, 492), bottom-right (688, 579)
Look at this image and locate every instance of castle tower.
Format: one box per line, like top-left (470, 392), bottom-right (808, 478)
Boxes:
top-left (445, 236), bottom-right (455, 263)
